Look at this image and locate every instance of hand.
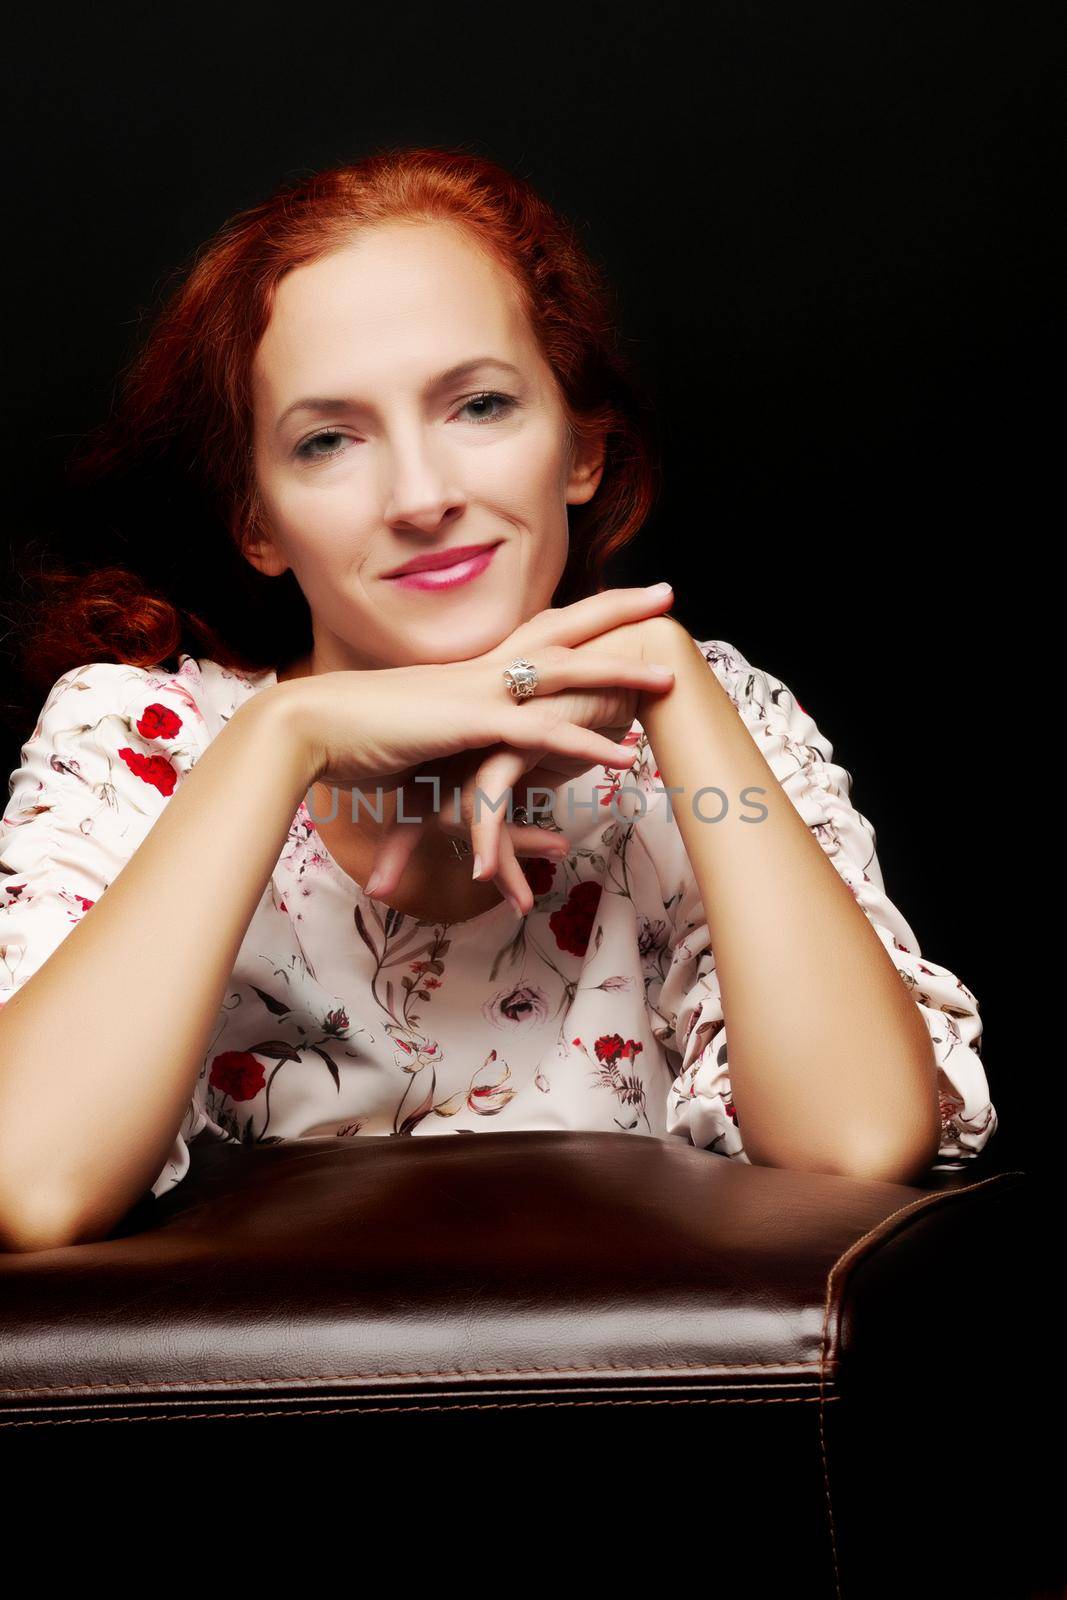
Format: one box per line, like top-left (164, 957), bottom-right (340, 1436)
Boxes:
top-left (361, 744), bottom-right (577, 912)
top-left (281, 583), bottom-right (678, 796)
top-left (362, 607), bottom-right (676, 914)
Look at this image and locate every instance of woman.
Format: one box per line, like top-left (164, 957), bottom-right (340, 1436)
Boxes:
top-left (0, 148), bottom-right (996, 1250)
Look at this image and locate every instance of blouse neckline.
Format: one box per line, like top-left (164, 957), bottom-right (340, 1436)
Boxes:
top-left (294, 797), bottom-right (519, 934)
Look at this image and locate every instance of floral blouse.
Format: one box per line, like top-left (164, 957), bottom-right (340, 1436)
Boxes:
top-left (0, 636), bottom-right (998, 1200)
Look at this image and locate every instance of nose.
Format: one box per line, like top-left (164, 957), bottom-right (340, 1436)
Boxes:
top-left (381, 426), bottom-right (466, 533)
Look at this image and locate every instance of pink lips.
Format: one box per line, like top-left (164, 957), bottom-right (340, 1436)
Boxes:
top-left (385, 542), bottom-right (501, 591)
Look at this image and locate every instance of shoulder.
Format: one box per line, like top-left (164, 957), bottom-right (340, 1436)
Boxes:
top-left (8, 656), bottom-right (230, 825)
top-left (25, 653), bottom-right (275, 752)
top-left (677, 632), bottom-right (828, 749)
top-left (27, 657), bottom-right (208, 757)
top-left (626, 628), bottom-right (837, 797)
top-left (640, 621), bottom-right (751, 685)
top-left (640, 625), bottom-right (777, 713)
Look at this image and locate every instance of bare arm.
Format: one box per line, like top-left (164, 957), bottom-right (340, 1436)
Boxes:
top-left (0, 686), bottom-right (311, 1251)
top-left (636, 618), bottom-right (942, 1185)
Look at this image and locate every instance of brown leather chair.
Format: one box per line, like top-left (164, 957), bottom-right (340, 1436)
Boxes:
top-left (0, 1130), bottom-right (1054, 1597)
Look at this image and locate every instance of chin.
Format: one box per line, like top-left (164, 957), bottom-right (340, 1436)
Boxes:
top-left (437, 618), bottom-right (516, 661)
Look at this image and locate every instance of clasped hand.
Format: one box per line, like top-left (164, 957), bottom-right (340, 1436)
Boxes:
top-left (364, 595), bottom-right (677, 915)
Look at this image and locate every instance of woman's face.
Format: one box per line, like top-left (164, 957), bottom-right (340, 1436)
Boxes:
top-left (248, 220), bottom-right (605, 676)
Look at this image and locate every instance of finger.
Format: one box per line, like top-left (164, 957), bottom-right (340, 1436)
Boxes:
top-left (515, 583), bottom-right (675, 652)
top-left (470, 755), bottom-right (563, 838)
top-left (364, 774), bottom-right (434, 897)
top-left (497, 829), bottom-right (538, 916)
top-left (496, 708), bottom-right (642, 771)
top-left (451, 742), bottom-right (531, 844)
top-left (509, 825), bottom-right (570, 857)
top-left (466, 746), bottom-right (530, 881)
top-left (365, 820), bottom-right (421, 898)
top-left (496, 645), bottom-right (674, 703)
top-left (469, 744), bottom-right (567, 886)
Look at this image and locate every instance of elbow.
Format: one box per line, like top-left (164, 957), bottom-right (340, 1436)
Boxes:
top-left (0, 1187), bottom-right (86, 1255)
top-left (835, 1146), bottom-right (937, 1187)
top-left (833, 1120), bottom-right (943, 1187)
top-left (824, 1044), bottom-right (945, 1186)
top-left (745, 1111), bottom-right (943, 1187)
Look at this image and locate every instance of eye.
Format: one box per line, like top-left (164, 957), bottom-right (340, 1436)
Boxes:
top-left (295, 430), bottom-right (349, 463)
top-left (456, 390), bottom-right (519, 424)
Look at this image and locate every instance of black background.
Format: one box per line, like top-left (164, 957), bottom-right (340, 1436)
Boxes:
top-left (2, 1), bottom-right (1062, 1183)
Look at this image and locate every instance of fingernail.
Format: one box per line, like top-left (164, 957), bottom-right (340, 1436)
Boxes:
top-left (508, 896), bottom-right (525, 918)
top-left (646, 581), bottom-right (673, 595)
top-left (472, 853), bottom-right (484, 881)
top-left (365, 870), bottom-right (382, 897)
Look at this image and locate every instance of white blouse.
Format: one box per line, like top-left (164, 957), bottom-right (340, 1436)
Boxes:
top-left (0, 635), bottom-right (998, 1200)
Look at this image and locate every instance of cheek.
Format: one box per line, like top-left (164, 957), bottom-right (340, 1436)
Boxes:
top-left (263, 481), bottom-right (377, 581)
top-left (484, 429), bottom-right (570, 513)
top-left (271, 475), bottom-right (368, 539)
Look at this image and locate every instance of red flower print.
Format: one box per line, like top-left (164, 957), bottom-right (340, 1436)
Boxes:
top-left (521, 856), bottom-right (557, 897)
top-left (73, 894), bottom-right (95, 913)
top-left (594, 1033), bottom-right (644, 1065)
top-left (549, 880), bottom-right (602, 957)
top-left (209, 1050), bottom-right (267, 1101)
top-left (594, 1033), bottom-right (626, 1065)
top-left (119, 747), bottom-right (180, 797)
top-left (136, 703), bottom-right (183, 741)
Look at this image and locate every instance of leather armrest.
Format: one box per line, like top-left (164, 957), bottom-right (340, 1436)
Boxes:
top-left (4, 1132), bottom-right (1047, 1590)
top-left (0, 1131), bottom-right (1028, 1420)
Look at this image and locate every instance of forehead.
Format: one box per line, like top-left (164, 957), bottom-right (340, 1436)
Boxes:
top-left (252, 221), bottom-right (534, 404)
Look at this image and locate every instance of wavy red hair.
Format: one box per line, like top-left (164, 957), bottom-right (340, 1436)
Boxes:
top-left (10, 145), bottom-right (661, 715)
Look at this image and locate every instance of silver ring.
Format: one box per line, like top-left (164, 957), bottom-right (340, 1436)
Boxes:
top-left (448, 836), bottom-right (472, 860)
top-left (503, 657), bottom-right (539, 701)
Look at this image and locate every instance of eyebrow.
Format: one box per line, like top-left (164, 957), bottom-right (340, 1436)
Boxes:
top-left (275, 357), bottom-right (524, 434)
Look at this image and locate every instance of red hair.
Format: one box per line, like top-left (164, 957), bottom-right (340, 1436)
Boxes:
top-left (10, 145), bottom-right (661, 714)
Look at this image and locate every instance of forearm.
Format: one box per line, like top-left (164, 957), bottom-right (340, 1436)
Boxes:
top-left (636, 620), bottom-right (942, 1184)
top-left (0, 686), bottom-right (313, 1250)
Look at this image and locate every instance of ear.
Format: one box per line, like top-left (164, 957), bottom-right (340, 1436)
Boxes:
top-left (564, 426), bottom-right (607, 507)
top-left (241, 521), bottom-right (290, 580)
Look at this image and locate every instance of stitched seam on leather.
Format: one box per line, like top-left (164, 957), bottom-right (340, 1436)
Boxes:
top-left (0, 1376), bottom-right (828, 1418)
top-left (0, 1358), bottom-right (827, 1400)
top-left (819, 1304), bottom-right (845, 1597)
top-left (0, 1393), bottom-right (835, 1426)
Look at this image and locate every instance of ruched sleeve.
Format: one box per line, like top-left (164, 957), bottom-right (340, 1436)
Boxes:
top-left (640, 637), bottom-right (997, 1172)
top-left (0, 657), bottom-right (233, 1200)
